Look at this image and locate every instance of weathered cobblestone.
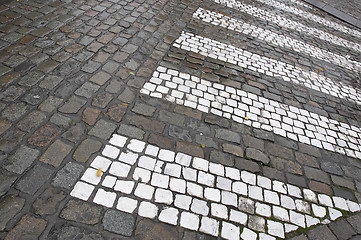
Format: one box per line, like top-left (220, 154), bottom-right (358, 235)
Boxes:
top-left (32, 188), bottom-right (66, 216)
top-left (102, 210), bottom-right (135, 236)
top-left (60, 200), bottom-right (102, 224)
top-left (16, 165), bottom-right (53, 195)
top-left (3, 145), bottom-right (39, 174)
top-left (0, 195), bottom-right (25, 231)
top-left (73, 139), bottom-right (102, 163)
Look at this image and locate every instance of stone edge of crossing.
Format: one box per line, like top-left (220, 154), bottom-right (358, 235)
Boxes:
top-left (302, 0), bottom-right (361, 29)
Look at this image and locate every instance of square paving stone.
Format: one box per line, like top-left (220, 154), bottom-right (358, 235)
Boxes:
top-left (27, 124), bottom-right (61, 147)
top-left (59, 95), bottom-right (86, 114)
top-left (60, 200), bottom-right (102, 224)
top-left (0, 195), bottom-right (25, 231)
top-left (4, 215), bottom-right (46, 240)
top-left (89, 119), bottom-right (116, 140)
top-left (102, 209), bottom-right (135, 236)
top-left (16, 165), bottom-right (53, 195)
top-left (52, 162), bottom-right (84, 190)
top-left (73, 139), bottom-right (102, 163)
top-left (39, 139), bottom-right (72, 167)
top-left (48, 225), bottom-right (103, 239)
top-left (3, 145), bottom-right (39, 174)
top-left (32, 188), bottom-right (66, 216)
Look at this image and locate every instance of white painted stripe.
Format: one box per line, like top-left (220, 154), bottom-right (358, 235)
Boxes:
top-left (141, 65), bottom-right (361, 159)
top-left (213, 0), bottom-right (361, 53)
top-left (173, 32), bottom-right (361, 105)
top-left (255, 0), bottom-right (361, 39)
top-left (71, 134), bottom-right (361, 239)
top-left (193, 8), bottom-right (361, 72)
top-left (287, 0), bottom-right (313, 9)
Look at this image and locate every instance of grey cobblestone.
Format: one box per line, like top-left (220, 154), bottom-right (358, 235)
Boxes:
top-left (215, 129), bottom-right (241, 143)
top-left (16, 165), bottom-right (53, 195)
top-left (73, 139), bottom-right (102, 163)
top-left (102, 210), bottom-right (135, 236)
top-left (52, 162), bottom-right (84, 190)
top-left (3, 145), bottom-right (39, 174)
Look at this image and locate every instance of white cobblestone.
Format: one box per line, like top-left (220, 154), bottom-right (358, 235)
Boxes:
top-left (112, 155), bottom-right (133, 172)
top-left (102, 145), bottom-right (120, 159)
top-left (114, 180), bottom-right (135, 194)
top-left (116, 197), bottom-right (138, 213)
top-left (90, 156), bottom-right (112, 172)
top-left (127, 139), bottom-right (146, 152)
top-left (70, 181), bottom-right (95, 200)
top-left (180, 211), bottom-right (200, 230)
top-left (134, 183), bottom-right (154, 200)
top-left (119, 151), bottom-right (138, 165)
top-left (256, 202), bottom-right (272, 217)
top-left (222, 222), bottom-right (240, 240)
top-left (273, 206), bottom-right (289, 221)
top-left (191, 198), bottom-right (209, 216)
top-left (241, 227), bottom-right (257, 240)
top-left (151, 173), bottom-right (170, 188)
top-left (133, 167), bottom-right (151, 183)
top-left (200, 217), bottom-right (219, 236)
top-left (109, 134), bottom-right (127, 147)
top-left (333, 196), bottom-right (349, 211)
top-left (138, 201), bottom-right (158, 218)
top-left (93, 189), bottom-right (116, 208)
top-left (102, 175), bottom-right (117, 188)
top-left (159, 207), bottom-right (179, 225)
top-left (211, 203), bottom-right (228, 219)
top-left (81, 168), bottom-right (102, 185)
top-left (204, 187), bottom-right (221, 202)
top-left (267, 220), bottom-right (285, 238)
top-left (329, 207), bottom-right (343, 220)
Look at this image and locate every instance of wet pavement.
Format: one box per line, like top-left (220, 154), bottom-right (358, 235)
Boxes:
top-left (0, 0), bottom-right (361, 239)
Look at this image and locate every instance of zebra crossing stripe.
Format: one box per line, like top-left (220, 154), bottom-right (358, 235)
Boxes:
top-left (140, 65), bottom-right (361, 159)
top-left (70, 134), bottom-right (361, 239)
top-left (212, 0), bottom-right (361, 53)
top-left (254, 0), bottom-right (361, 39)
top-left (193, 8), bottom-right (361, 72)
top-left (173, 32), bottom-right (361, 105)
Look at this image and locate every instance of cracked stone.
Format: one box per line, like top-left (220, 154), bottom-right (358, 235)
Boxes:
top-left (60, 200), bottom-right (102, 224)
top-left (107, 103), bottom-right (128, 122)
top-left (4, 215), bottom-right (46, 240)
top-left (73, 139), bottom-right (102, 163)
top-left (33, 188), bottom-right (66, 216)
top-left (0, 195), bottom-right (25, 231)
top-left (245, 148), bottom-right (270, 164)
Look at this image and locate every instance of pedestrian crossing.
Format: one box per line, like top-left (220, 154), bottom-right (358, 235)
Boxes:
top-left (71, 134), bottom-right (361, 240)
top-left (193, 8), bottom-right (361, 73)
top-left (213, 0), bottom-right (361, 53)
top-left (254, 0), bottom-right (361, 39)
top-left (174, 32), bottom-right (361, 104)
top-left (140, 65), bottom-right (361, 159)
top-left (71, 0), bottom-right (361, 238)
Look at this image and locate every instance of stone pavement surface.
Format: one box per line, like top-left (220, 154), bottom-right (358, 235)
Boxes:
top-left (0, 0), bottom-right (361, 239)
top-left (303, 0), bottom-right (361, 29)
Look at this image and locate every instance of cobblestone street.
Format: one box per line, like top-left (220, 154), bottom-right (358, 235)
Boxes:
top-left (0, 0), bottom-right (361, 239)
